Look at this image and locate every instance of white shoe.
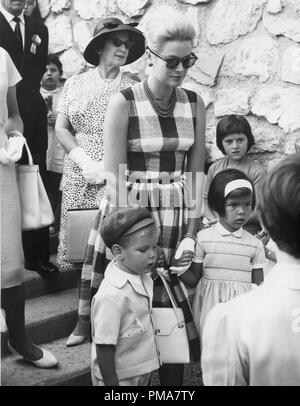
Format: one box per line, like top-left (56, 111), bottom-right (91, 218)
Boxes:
top-left (66, 333), bottom-right (86, 347)
top-left (7, 342), bottom-right (59, 369)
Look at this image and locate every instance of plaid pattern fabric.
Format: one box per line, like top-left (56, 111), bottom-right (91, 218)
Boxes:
top-left (78, 81), bottom-right (200, 361)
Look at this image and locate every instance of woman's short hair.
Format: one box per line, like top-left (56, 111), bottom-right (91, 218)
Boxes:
top-left (208, 168), bottom-right (255, 217)
top-left (47, 54), bottom-right (63, 75)
top-left (258, 154), bottom-right (300, 259)
top-left (145, 7), bottom-right (196, 52)
top-left (216, 114), bottom-right (255, 154)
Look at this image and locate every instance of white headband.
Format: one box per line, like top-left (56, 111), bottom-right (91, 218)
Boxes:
top-left (224, 179), bottom-right (253, 197)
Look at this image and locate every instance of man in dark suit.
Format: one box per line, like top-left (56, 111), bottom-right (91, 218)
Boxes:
top-left (0, 0), bottom-right (58, 273)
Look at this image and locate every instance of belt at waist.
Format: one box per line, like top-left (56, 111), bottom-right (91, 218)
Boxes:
top-left (126, 172), bottom-right (185, 185)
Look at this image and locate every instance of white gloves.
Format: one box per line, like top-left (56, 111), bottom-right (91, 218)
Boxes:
top-left (0, 148), bottom-right (14, 165)
top-left (6, 135), bottom-right (25, 162)
top-left (170, 237), bottom-right (195, 276)
top-left (0, 134), bottom-right (25, 165)
top-left (69, 146), bottom-right (106, 185)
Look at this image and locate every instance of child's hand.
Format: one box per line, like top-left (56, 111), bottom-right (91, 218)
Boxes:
top-left (255, 230), bottom-right (270, 246)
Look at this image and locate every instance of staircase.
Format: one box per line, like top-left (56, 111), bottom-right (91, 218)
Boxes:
top-left (1, 234), bottom-right (92, 386)
top-left (1, 235), bottom-right (202, 386)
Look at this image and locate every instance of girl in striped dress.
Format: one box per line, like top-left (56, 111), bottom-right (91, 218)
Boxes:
top-left (187, 169), bottom-right (266, 345)
top-left (77, 8), bottom-right (206, 385)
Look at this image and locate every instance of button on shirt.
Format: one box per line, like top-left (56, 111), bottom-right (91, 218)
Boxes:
top-left (91, 260), bottom-right (160, 381)
top-left (0, 5), bottom-right (25, 49)
top-left (201, 262), bottom-right (300, 386)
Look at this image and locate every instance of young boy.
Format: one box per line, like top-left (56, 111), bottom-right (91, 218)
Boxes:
top-left (40, 54), bottom-right (65, 233)
top-left (201, 153), bottom-right (300, 386)
top-left (91, 206), bottom-right (160, 386)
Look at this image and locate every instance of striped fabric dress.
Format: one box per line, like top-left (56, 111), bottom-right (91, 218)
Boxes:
top-left (192, 221), bottom-right (266, 341)
top-left (79, 80), bottom-right (201, 361)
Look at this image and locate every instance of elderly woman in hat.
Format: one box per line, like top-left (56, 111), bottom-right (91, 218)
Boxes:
top-left (55, 17), bottom-right (145, 346)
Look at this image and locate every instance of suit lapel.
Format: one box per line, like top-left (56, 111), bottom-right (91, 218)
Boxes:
top-left (0, 11), bottom-right (19, 63)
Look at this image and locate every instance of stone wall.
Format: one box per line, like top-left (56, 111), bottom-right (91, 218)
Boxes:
top-left (38, 0), bottom-right (300, 167)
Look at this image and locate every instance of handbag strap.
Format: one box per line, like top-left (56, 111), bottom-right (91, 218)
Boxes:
top-left (158, 273), bottom-right (185, 326)
top-left (78, 183), bottom-right (89, 206)
top-left (23, 140), bottom-right (33, 166)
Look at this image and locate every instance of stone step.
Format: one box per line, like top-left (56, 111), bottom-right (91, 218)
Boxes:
top-left (1, 338), bottom-right (92, 386)
top-left (23, 255), bottom-right (78, 300)
top-left (1, 288), bottom-right (78, 357)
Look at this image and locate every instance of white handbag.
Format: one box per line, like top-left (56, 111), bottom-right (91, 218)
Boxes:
top-left (66, 183), bottom-right (99, 263)
top-left (66, 207), bottom-right (98, 263)
top-left (152, 274), bottom-right (190, 364)
top-left (17, 141), bottom-right (54, 230)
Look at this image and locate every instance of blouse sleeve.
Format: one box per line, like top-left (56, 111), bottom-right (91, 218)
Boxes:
top-left (201, 302), bottom-right (248, 386)
top-left (252, 239), bottom-right (266, 269)
top-left (3, 49), bottom-right (21, 87)
top-left (56, 77), bottom-right (73, 117)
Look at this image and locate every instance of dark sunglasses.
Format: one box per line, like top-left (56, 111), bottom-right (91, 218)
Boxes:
top-left (110, 36), bottom-right (135, 49)
top-left (147, 47), bottom-right (198, 69)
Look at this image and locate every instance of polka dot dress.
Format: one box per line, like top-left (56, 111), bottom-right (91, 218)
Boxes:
top-left (57, 68), bottom-right (136, 269)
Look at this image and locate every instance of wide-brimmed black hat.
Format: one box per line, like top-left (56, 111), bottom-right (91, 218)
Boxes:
top-left (84, 17), bottom-right (145, 66)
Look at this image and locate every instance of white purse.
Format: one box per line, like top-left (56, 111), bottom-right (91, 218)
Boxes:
top-left (66, 207), bottom-right (98, 262)
top-left (152, 274), bottom-right (190, 364)
top-left (17, 141), bottom-right (54, 230)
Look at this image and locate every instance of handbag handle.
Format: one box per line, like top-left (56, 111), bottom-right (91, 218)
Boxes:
top-left (23, 140), bottom-right (34, 166)
top-left (158, 274), bottom-right (185, 327)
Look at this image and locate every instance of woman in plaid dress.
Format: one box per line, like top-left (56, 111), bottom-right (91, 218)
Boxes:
top-left (77, 8), bottom-right (206, 385)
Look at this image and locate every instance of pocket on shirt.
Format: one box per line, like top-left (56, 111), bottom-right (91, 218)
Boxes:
top-left (120, 318), bottom-right (147, 338)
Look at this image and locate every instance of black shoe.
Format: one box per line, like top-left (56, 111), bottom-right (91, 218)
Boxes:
top-left (25, 261), bottom-right (59, 274)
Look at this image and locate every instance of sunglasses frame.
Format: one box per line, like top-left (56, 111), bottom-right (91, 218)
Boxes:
top-left (147, 47), bottom-right (198, 70)
top-left (110, 36), bottom-right (135, 50)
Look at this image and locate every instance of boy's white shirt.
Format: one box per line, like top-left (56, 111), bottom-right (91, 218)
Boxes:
top-left (201, 256), bottom-right (300, 386)
top-left (91, 260), bottom-right (159, 381)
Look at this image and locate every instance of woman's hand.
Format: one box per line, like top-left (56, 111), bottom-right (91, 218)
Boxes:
top-left (0, 148), bottom-right (14, 165)
top-left (6, 136), bottom-right (25, 162)
top-left (47, 113), bottom-right (57, 127)
top-left (174, 237), bottom-right (195, 259)
top-left (169, 237), bottom-right (195, 276)
top-left (82, 161), bottom-right (106, 185)
top-left (68, 146), bottom-right (106, 184)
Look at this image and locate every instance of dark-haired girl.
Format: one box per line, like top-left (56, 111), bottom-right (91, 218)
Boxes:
top-left (181, 169), bottom-right (265, 341)
top-left (204, 114), bottom-right (265, 234)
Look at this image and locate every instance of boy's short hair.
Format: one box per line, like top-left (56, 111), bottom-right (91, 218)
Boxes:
top-left (258, 153), bottom-right (300, 259)
top-left (216, 114), bottom-right (255, 154)
top-left (208, 168), bottom-right (255, 217)
top-left (100, 206), bottom-right (155, 249)
top-left (46, 54), bottom-right (63, 75)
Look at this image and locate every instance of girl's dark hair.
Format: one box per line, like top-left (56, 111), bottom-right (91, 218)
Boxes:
top-left (47, 54), bottom-right (63, 75)
top-left (208, 168), bottom-right (255, 217)
top-left (216, 114), bottom-right (255, 154)
top-left (258, 154), bottom-right (300, 259)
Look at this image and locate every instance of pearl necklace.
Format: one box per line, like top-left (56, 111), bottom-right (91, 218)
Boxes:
top-left (143, 80), bottom-right (176, 118)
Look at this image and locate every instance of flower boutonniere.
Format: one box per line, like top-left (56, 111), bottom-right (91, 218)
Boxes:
top-left (30, 34), bottom-right (41, 55)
